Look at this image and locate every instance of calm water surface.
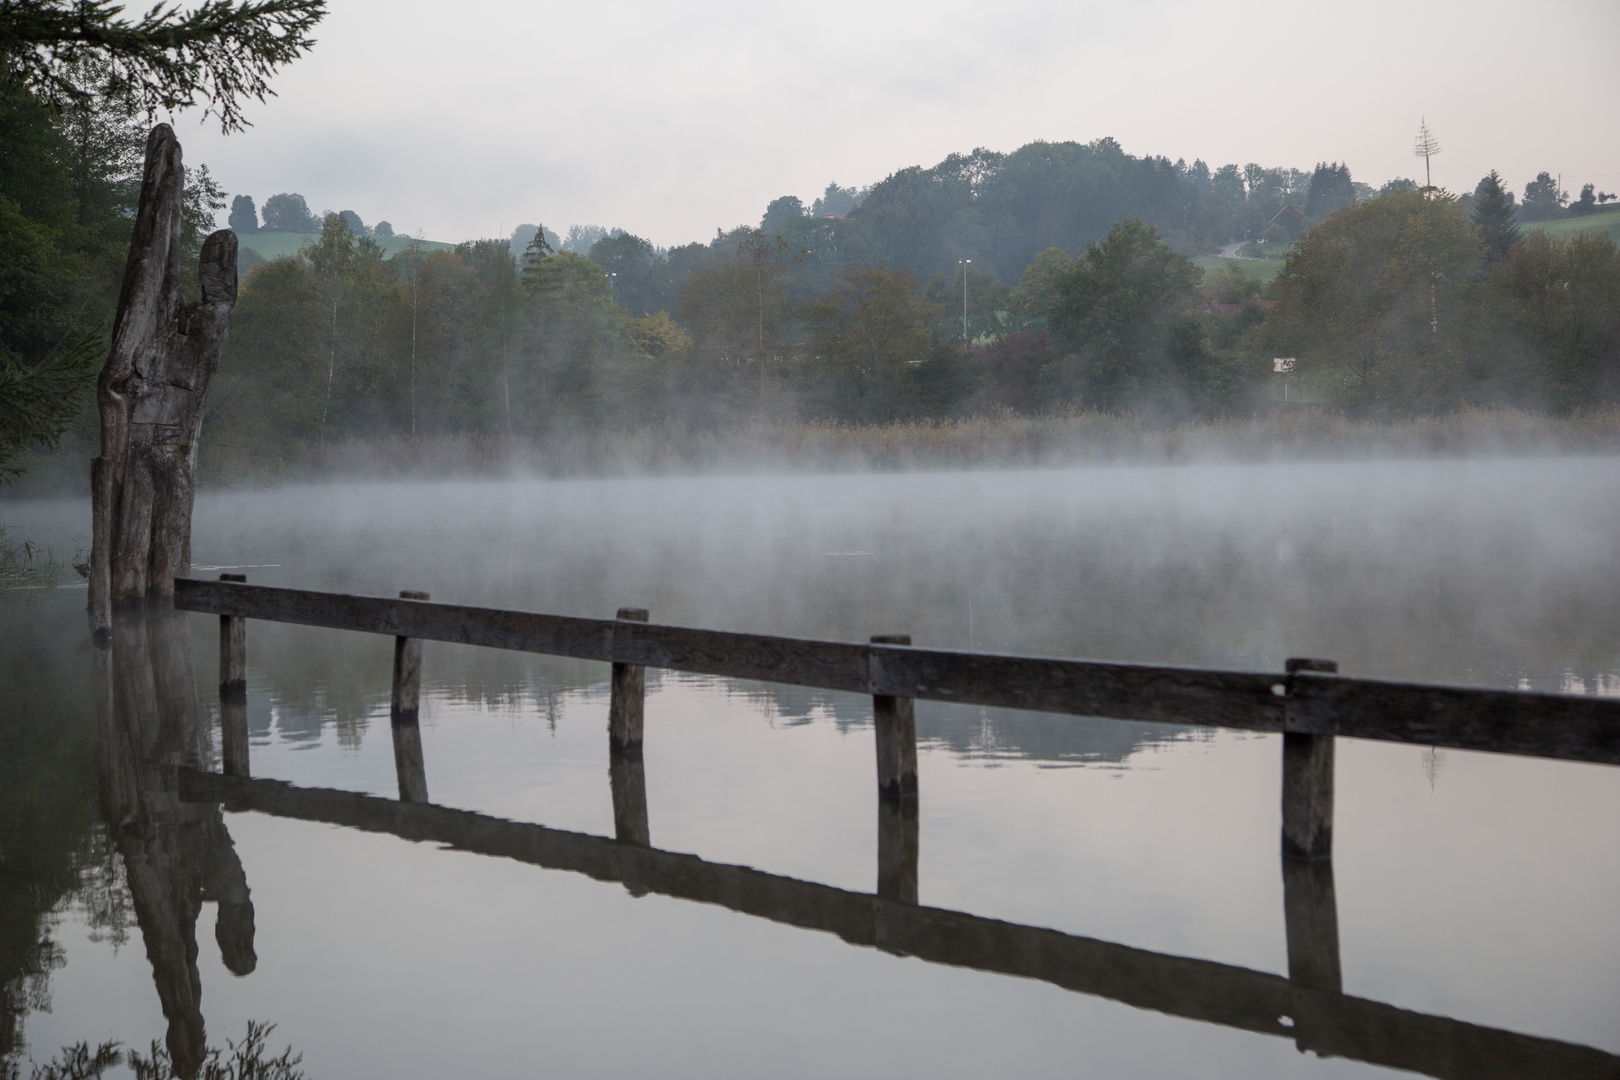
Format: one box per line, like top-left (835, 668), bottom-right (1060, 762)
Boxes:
top-left (3, 459), bottom-right (1618, 1077)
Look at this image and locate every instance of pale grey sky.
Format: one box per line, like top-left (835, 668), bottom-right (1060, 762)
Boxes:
top-left (182, 0), bottom-right (1620, 248)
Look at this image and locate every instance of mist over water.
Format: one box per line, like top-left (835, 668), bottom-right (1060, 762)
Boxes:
top-left (19, 455), bottom-right (1618, 678)
top-left (4, 456), bottom-right (1619, 1077)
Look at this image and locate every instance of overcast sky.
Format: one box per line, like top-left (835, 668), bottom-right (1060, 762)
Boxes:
top-left (181, 0), bottom-right (1620, 249)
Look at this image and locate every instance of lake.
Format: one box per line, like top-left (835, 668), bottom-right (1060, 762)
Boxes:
top-left (4, 458), bottom-right (1618, 1077)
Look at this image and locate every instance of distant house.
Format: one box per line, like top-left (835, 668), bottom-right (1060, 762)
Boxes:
top-left (1267, 204), bottom-right (1306, 233)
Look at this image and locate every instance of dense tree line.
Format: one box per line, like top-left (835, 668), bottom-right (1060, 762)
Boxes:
top-left (6, 64), bottom-right (1620, 485)
top-left (0, 0), bottom-right (325, 479)
top-left (200, 210), bottom-right (1270, 467)
top-left (197, 166), bottom-right (1617, 473)
top-left (1266, 190), bottom-right (1620, 413)
top-left (0, 75), bottom-right (228, 478)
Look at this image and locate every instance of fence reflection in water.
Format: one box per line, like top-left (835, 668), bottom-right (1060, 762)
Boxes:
top-left (94, 574), bottom-right (1620, 1080)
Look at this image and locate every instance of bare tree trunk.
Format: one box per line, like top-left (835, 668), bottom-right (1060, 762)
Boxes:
top-left (90, 125), bottom-right (237, 635)
top-left (322, 298), bottom-right (337, 427)
top-left (758, 265), bottom-right (766, 399)
top-left (410, 279), bottom-right (418, 439)
top-left (501, 278), bottom-right (513, 438)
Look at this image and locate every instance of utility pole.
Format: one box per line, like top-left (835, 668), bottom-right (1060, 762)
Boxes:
top-left (1413, 119), bottom-right (1443, 334)
top-left (1413, 118), bottom-right (1441, 199)
top-left (959, 258), bottom-right (971, 345)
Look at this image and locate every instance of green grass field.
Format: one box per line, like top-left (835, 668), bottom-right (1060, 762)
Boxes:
top-left (1191, 255), bottom-right (1286, 283)
top-left (1522, 205), bottom-right (1620, 245)
top-left (236, 231), bottom-right (456, 262)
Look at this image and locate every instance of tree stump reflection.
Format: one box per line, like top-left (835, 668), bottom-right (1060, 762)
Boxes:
top-left (95, 612), bottom-right (255, 1079)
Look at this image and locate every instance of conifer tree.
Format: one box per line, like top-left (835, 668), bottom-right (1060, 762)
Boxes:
top-left (1303, 162), bottom-right (1354, 220)
top-left (1470, 171), bottom-right (1521, 259)
top-left (228, 194), bottom-right (258, 233)
top-left (2, 0), bottom-right (326, 133)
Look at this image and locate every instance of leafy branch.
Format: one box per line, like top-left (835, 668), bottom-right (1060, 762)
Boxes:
top-left (0, 328), bottom-right (102, 483)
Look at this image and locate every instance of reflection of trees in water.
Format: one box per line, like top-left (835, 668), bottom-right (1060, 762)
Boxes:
top-left (732, 679), bottom-right (1206, 764)
top-left (0, 601), bottom-right (103, 1059)
top-left (69, 830), bottom-right (135, 953)
top-left (0, 599), bottom-right (298, 1080)
top-left (1, 823), bottom-right (137, 1065)
top-left (232, 626), bottom-right (1200, 766)
top-left (232, 621), bottom-right (599, 750)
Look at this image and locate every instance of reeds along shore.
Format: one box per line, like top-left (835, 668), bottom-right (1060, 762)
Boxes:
top-left (207, 406), bottom-right (1620, 484)
top-left (8, 407), bottom-right (1620, 495)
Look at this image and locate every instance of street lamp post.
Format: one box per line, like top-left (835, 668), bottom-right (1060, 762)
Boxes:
top-left (959, 258), bottom-right (971, 345)
top-left (609, 272), bottom-right (618, 303)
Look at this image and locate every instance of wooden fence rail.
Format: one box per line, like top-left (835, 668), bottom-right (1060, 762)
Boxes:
top-left (173, 577), bottom-right (1620, 768)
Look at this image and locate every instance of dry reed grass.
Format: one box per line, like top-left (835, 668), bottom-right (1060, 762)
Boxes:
top-left (236, 406), bottom-right (1620, 484)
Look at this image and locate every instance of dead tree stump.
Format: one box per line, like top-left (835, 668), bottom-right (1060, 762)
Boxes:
top-left (90, 124), bottom-right (237, 633)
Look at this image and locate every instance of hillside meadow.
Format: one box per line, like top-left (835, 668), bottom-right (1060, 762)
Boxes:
top-left (237, 231), bottom-right (456, 262)
top-left (1524, 204), bottom-right (1620, 244)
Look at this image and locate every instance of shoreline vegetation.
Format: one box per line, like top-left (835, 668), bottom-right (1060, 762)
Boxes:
top-left (221, 406), bottom-right (1620, 482)
top-left (111, 406), bottom-right (1620, 487)
top-left (0, 522), bottom-right (81, 588)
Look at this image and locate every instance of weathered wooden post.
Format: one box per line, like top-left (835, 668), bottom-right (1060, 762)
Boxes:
top-left (611, 752), bottom-right (651, 848)
top-left (877, 798), bottom-right (919, 904)
top-left (608, 607), bottom-right (649, 753)
top-left (1283, 858), bottom-right (1343, 993)
top-left (390, 591), bottom-right (431, 803)
top-left (90, 124), bottom-right (238, 635)
top-left (1281, 657), bottom-right (1344, 1036)
top-left (1282, 658), bottom-right (1338, 859)
top-left (607, 607), bottom-right (651, 845)
top-left (870, 635), bottom-right (918, 801)
top-left (217, 574), bottom-right (250, 778)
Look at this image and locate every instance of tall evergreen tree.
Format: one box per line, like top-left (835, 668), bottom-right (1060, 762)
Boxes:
top-left (1303, 162), bottom-right (1354, 220)
top-left (1470, 171), bottom-right (1521, 259)
top-left (228, 193), bottom-right (258, 233)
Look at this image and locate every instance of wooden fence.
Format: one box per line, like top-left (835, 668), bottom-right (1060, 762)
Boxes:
top-left (175, 575), bottom-right (1620, 861)
top-left (170, 574), bottom-right (1620, 1079)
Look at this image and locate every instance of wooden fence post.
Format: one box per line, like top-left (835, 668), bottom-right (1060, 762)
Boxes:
top-left (608, 607), bottom-right (649, 754)
top-left (1282, 658), bottom-right (1337, 859)
top-left (1283, 858), bottom-right (1343, 993)
top-left (877, 798), bottom-right (919, 904)
top-left (870, 634), bottom-right (919, 801)
top-left (217, 574), bottom-right (249, 777)
top-left (611, 752), bottom-right (651, 848)
top-left (1281, 656), bottom-right (1344, 1034)
top-left (390, 591), bottom-right (431, 803)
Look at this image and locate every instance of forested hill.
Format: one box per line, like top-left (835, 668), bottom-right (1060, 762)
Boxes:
top-left (853, 140), bottom-right (1198, 281)
top-left (800, 138), bottom-right (1352, 284)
